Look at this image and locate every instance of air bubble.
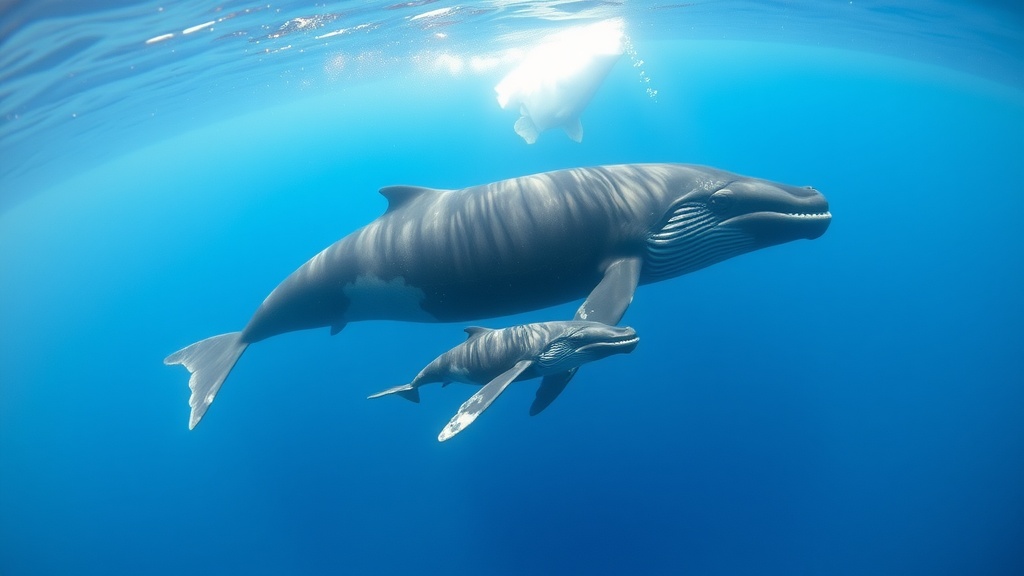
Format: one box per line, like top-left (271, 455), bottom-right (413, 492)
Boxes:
top-left (624, 36), bottom-right (657, 101)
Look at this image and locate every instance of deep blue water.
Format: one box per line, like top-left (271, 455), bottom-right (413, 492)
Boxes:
top-left (2, 2), bottom-right (1023, 575)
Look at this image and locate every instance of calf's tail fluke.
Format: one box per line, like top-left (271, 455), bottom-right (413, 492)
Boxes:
top-left (164, 332), bottom-right (247, 430)
top-left (367, 383), bottom-right (420, 403)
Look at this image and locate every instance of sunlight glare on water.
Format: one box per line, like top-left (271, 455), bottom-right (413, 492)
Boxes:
top-left (1, 0), bottom-right (1022, 208)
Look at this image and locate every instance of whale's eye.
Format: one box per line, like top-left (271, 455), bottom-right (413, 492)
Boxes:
top-left (708, 189), bottom-right (733, 212)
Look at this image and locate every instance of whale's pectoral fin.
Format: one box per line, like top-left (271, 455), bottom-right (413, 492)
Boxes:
top-left (531, 256), bottom-right (642, 416)
top-left (164, 332), bottom-right (248, 430)
top-left (367, 383), bottom-right (420, 403)
top-left (438, 360), bottom-right (533, 442)
top-left (575, 256), bottom-right (643, 324)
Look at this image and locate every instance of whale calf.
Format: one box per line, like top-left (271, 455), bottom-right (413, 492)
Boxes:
top-left (165, 163), bottom-right (830, 429)
top-left (368, 321), bottom-right (639, 441)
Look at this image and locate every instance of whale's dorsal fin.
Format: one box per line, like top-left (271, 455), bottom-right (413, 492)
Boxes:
top-left (464, 326), bottom-right (492, 340)
top-left (379, 186), bottom-right (438, 214)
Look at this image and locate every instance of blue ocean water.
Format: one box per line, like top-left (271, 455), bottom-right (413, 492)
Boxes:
top-left (1, 1), bottom-right (1023, 575)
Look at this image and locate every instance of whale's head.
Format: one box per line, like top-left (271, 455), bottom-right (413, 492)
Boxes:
top-left (643, 167), bottom-right (831, 281)
top-left (535, 322), bottom-right (639, 374)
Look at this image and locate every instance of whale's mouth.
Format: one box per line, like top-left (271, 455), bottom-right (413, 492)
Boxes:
top-left (576, 335), bottom-right (640, 356)
top-left (724, 210), bottom-right (833, 222)
top-left (722, 209), bottom-right (832, 240)
top-left (643, 190), bottom-right (831, 283)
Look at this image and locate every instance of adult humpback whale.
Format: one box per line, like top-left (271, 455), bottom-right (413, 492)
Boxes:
top-left (166, 163), bottom-right (830, 429)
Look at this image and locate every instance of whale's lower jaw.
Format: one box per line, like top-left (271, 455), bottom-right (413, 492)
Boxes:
top-left (643, 203), bottom-right (756, 282)
top-left (535, 336), bottom-right (639, 374)
top-left (644, 227), bottom-right (755, 282)
top-left (722, 210), bottom-right (833, 241)
top-left (642, 201), bottom-right (831, 283)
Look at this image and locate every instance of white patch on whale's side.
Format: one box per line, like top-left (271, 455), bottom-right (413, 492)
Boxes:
top-left (495, 18), bottom-right (624, 144)
top-left (341, 275), bottom-right (436, 322)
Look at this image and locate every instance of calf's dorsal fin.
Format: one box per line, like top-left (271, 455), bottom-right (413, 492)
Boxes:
top-left (463, 326), bottom-right (493, 340)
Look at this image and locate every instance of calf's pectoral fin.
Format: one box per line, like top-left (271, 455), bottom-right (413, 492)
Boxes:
top-left (530, 256), bottom-right (642, 416)
top-left (438, 360), bottom-right (533, 442)
top-left (529, 367), bottom-right (577, 416)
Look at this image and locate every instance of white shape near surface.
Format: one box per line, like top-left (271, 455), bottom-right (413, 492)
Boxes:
top-left (495, 18), bottom-right (624, 144)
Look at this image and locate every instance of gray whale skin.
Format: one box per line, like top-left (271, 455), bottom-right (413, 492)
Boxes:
top-left (165, 163), bottom-right (831, 430)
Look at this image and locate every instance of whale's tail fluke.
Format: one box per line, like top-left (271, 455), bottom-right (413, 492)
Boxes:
top-left (367, 383), bottom-right (420, 403)
top-left (164, 332), bottom-right (247, 430)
